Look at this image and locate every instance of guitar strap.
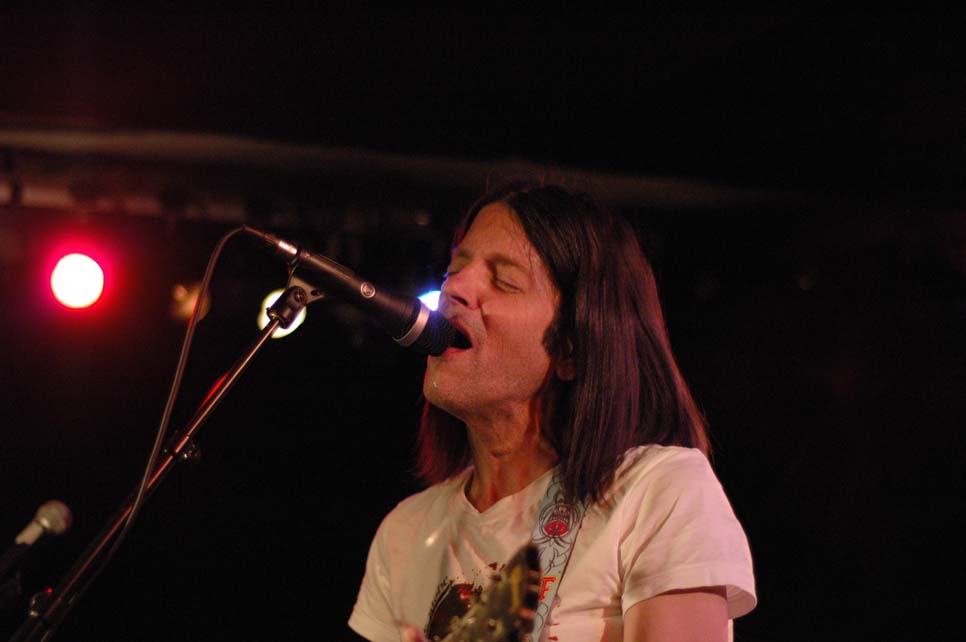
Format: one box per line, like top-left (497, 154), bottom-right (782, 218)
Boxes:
top-left (525, 470), bottom-right (585, 642)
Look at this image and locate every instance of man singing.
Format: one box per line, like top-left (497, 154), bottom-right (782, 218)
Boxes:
top-left (349, 181), bottom-right (756, 642)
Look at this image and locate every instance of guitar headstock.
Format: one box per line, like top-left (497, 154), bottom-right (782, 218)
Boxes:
top-left (440, 543), bottom-right (541, 642)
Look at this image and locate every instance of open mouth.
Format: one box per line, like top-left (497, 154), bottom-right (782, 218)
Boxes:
top-left (451, 328), bottom-right (472, 350)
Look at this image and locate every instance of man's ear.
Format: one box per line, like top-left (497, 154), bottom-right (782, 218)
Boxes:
top-left (554, 339), bottom-right (576, 381)
top-left (555, 358), bottom-right (576, 381)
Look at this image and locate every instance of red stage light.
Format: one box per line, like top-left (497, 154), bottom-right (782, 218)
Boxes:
top-left (50, 253), bottom-right (105, 309)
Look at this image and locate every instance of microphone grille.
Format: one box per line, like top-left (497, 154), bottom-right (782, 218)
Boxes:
top-left (35, 500), bottom-right (73, 536)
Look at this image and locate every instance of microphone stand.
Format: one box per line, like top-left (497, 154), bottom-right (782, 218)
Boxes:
top-left (8, 284), bottom-right (314, 642)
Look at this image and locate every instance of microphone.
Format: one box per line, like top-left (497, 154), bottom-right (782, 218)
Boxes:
top-left (243, 225), bottom-right (459, 356)
top-left (15, 501), bottom-right (72, 547)
top-left (1, 501), bottom-right (73, 582)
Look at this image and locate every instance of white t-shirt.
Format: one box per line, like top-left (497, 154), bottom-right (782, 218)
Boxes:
top-left (349, 445), bottom-right (756, 642)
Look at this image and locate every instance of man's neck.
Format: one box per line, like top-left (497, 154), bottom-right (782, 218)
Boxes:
top-left (464, 418), bottom-right (557, 513)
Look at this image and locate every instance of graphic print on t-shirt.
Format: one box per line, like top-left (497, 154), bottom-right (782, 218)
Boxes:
top-left (425, 579), bottom-right (478, 641)
top-left (424, 561), bottom-right (507, 641)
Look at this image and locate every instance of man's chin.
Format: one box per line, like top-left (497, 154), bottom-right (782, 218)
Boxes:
top-left (423, 380), bottom-right (453, 412)
top-left (423, 376), bottom-right (467, 420)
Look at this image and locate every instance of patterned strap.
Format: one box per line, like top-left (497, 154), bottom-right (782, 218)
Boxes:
top-left (525, 470), bottom-right (585, 642)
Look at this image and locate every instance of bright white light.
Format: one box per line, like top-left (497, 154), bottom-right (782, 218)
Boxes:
top-left (50, 253), bottom-right (104, 309)
top-left (418, 290), bottom-right (441, 311)
top-left (257, 289), bottom-right (307, 339)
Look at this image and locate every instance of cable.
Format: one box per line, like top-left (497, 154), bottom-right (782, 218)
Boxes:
top-left (61, 225), bottom-right (247, 612)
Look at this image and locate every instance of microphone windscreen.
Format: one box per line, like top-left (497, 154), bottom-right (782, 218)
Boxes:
top-left (415, 313), bottom-right (456, 356)
top-left (35, 500), bottom-right (72, 536)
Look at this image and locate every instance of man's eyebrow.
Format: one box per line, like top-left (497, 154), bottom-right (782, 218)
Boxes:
top-left (451, 247), bottom-right (529, 272)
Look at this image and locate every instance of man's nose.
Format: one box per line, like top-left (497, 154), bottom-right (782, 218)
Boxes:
top-left (440, 266), bottom-right (479, 310)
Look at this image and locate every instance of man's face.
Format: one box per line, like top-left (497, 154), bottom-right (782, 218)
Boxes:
top-left (424, 202), bottom-right (558, 425)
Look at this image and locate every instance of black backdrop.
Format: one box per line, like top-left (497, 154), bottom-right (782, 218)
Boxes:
top-left (1, 9), bottom-right (965, 642)
top-left (2, 195), bottom-right (962, 641)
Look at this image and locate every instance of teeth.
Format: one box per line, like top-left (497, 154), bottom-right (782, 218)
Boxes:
top-left (453, 329), bottom-right (472, 349)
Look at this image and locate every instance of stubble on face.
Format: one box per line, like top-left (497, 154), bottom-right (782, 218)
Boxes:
top-left (423, 203), bottom-right (558, 429)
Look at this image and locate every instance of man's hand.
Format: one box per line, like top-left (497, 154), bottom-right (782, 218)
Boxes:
top-left (400, 624), bottom-right (430, 642)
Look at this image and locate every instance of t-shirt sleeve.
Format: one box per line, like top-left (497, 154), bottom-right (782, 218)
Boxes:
top-left (348, 518), bottom-right (401, 642)
top-left (619, 449), bottom-right (757, 619)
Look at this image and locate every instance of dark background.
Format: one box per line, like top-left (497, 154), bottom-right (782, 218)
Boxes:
top-left (1, 9), bottom-right (964, 642)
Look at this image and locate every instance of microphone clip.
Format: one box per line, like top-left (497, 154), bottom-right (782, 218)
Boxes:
top-left (267, 275), bottom-right (326, 330)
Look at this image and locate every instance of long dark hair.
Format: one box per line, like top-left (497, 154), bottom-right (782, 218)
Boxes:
top-left (416, 179), bottom-right (709, 505)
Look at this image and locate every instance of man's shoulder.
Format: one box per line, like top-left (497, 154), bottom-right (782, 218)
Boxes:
top-left (618, 444), bottom-right (710, 477)
top-left (608, 445), bottom-right (715, 500)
